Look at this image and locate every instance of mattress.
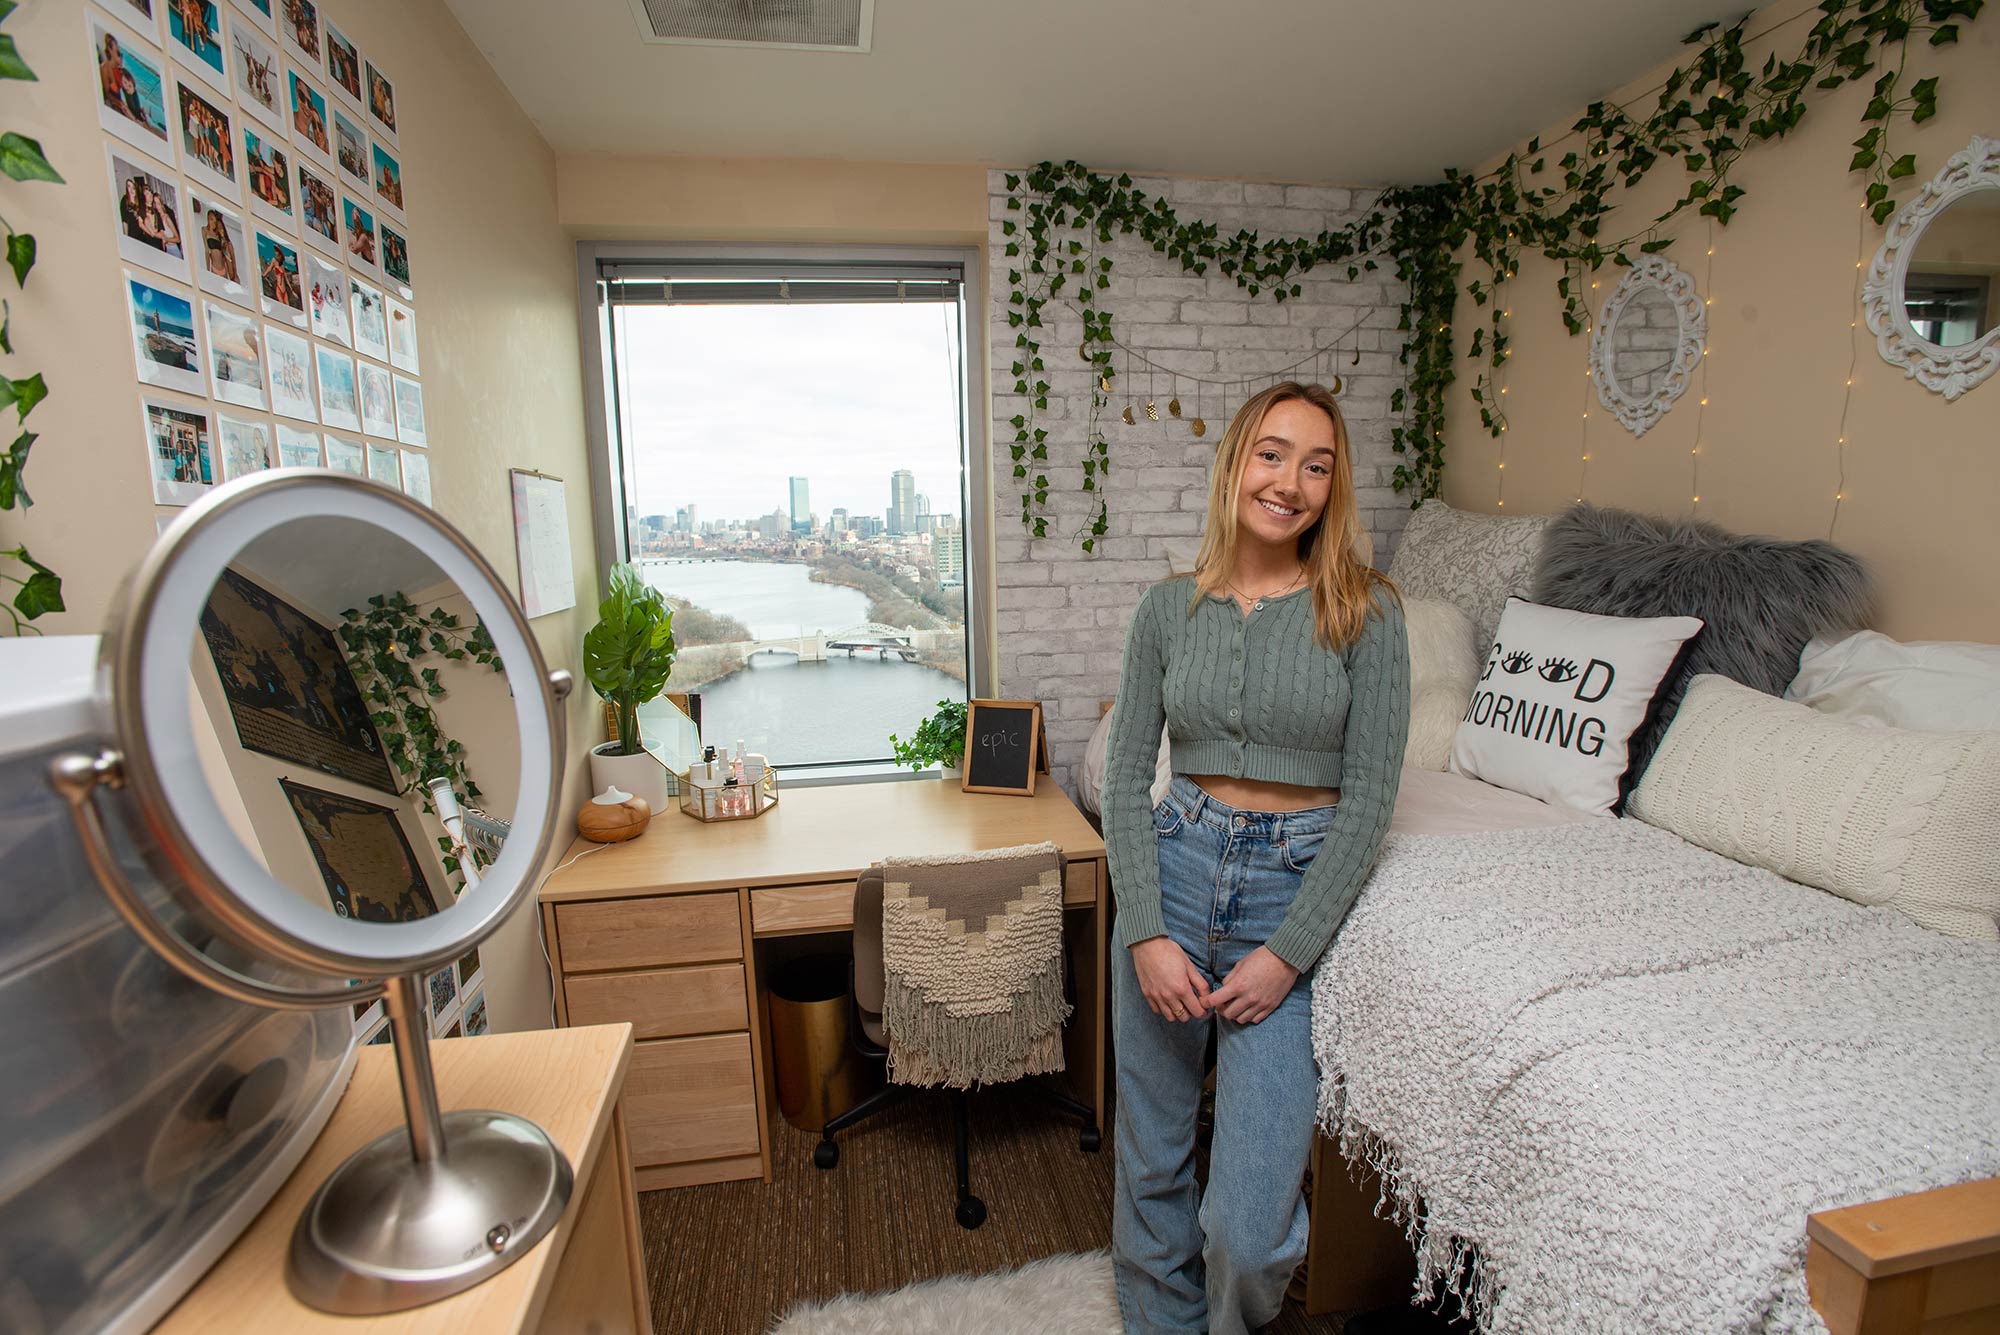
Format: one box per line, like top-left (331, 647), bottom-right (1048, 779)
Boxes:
top-left (1386, 766), bottom-right (1593, 836)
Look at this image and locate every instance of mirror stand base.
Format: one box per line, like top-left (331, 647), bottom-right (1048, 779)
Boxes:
top-left (285, 1109), bottom-right (574, 1315)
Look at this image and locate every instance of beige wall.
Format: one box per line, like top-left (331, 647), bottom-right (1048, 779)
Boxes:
top-left (1440, 0), bottom-right (2000, 642)
top-left (1, 0), bottom-right (597, 1031)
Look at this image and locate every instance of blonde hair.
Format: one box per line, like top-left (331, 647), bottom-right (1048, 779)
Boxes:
top-left (1189, 381), bottom-right (1396, 650)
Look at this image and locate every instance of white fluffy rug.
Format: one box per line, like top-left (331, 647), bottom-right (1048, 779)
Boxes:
top-left (770, 1250), bottom-right (1119, 1334)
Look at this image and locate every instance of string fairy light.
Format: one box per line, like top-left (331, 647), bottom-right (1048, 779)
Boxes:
top-left (1831, 198), bottom-right (1868, 538)
top-left (1690, 221), bottom-right (1716, 511)
top-left (1577, 270), bottom-right (1595, 503)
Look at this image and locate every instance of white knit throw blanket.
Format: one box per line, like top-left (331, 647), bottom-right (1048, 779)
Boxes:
top-left (882, 842), bottom-right (1070, 1090)
top-left (1312, 818), bottom-right (2000, 1335)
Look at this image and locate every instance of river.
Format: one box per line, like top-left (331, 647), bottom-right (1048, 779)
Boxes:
top-left (642, 560), bottom-right (963, 767)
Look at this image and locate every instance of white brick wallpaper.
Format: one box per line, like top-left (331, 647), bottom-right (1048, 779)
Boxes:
top-left (986, 170), bottom-right (1412, 793)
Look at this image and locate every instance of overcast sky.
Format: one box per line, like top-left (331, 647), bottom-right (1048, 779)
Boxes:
top-left (615, 301), bottom-right (966, 525)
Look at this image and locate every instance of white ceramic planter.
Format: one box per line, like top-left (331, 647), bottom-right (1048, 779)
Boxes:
top-left (938, 764), bottom-right (962, 782)
top-left (589, 742), bottom-right (673, 817)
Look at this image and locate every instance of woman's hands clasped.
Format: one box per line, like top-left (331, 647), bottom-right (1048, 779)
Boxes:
top-left (1131, 939), bottom-right (1297, 1025)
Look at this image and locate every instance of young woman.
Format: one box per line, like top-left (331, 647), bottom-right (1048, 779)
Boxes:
top-left (1103, 381), bottom-right (1410, 1333)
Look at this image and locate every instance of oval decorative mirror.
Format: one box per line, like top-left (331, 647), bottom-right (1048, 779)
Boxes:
top-left (1862, 135), bottom-right (2000, 401)
top-left (1589, 254), bottom-right (1707, 437)
top-left (50, 472), bottom-right (573, 1315)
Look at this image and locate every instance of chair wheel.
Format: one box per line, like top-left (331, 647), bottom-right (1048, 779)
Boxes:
top-left (956, 1195), bottom-right (987, 1230)
top-left (813, 1139), bottom-right (839, 1170)
top-left (1079, 1127), bottom-right (1103, 1153)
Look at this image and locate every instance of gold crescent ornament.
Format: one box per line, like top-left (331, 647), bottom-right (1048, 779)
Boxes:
top-left (1331, 374), bottom-right (1344, 395)
top-left (1167, 397), bottom-right (1182, 418)
top-left (1192, 418), bottom-right (1207, 437)
top-left (1145, 401), bottom-right (1160, 421)
top-left (1100, 374), bottom-right (1114, 392)
top-left (1122, 405), bottom-right (1135, 425)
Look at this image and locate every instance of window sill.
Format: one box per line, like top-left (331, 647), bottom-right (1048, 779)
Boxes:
top-left (778, 761), bottom-right (952, 789)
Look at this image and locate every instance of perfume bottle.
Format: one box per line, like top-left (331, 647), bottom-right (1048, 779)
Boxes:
top-left (721, 776), bottom-right (742, 817)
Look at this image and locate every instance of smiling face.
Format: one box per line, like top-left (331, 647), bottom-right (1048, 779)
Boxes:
top-left (1231, 397), bottom-right (1337, 551)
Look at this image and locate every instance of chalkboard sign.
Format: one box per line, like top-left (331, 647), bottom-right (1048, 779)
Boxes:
top-left (962, 699), bottom-right (1043, 796)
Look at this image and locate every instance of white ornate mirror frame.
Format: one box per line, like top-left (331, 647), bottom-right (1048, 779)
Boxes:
top-left (1862, 135), bottom-right (2000, 402)
top-left (1588, 254), bottom-right (1707, 437)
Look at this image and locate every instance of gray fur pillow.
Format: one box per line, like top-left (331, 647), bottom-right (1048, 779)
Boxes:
top-left (1530, 504), bottom-right (1873, 782)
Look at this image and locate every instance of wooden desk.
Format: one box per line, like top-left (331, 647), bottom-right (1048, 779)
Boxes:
top-left (539, 780), bottom-right (1110, 1192)
top-left (156, 1025), bottom-right (649, 1335)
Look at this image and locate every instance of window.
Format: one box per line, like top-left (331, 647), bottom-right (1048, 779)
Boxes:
top-left (593, 252), bottom-right (981, 770)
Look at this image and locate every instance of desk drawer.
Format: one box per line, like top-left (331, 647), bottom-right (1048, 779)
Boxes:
top-left (556, 892), bottom-right (741, 973)
top-left (565, 963), bottom-right (748, 1040)
top-left (626, 1033), bottom-right (760, 1166)
top-left (1064, 859), bottom-right (1098, 905)
top-left (751, 881), bottom-right (855, 936)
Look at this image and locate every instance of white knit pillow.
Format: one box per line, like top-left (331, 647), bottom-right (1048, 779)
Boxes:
top-left (1403, 598), bottom-right (1480, 771)
top-left (1631, 674), bottom-right (2000, 940)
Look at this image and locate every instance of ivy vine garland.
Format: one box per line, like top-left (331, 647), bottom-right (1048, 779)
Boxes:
top-left (1003, 0), bottom-right (1982, 550)
top-left (336, 592), bottom-right (504, 885)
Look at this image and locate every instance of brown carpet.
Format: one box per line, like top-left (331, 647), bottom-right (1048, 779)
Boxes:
top-left (637, 1082), bottom-right (1357, 1334)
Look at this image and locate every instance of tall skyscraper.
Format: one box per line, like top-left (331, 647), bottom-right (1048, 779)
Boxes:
top-left (888, 469), bottom-right (916, 534)
top-left (935, 523), bottom-right (964, 585)
top-left (789, 477), bottom-right (811, 534)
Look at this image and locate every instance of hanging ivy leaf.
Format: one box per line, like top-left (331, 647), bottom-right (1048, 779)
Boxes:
top-left (0, 131), bottom-right (59, 183)
top-left (0, 429), bottom-right (34, 509)
top-left (6, 230), bottom-right (32, 287)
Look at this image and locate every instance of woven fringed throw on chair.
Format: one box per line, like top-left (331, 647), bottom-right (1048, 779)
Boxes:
top-left (881, 841), bottom-right (1070, 1089)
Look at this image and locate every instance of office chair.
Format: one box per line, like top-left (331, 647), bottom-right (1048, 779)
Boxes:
top-left (812, 858), bottom-right (1100, 1230)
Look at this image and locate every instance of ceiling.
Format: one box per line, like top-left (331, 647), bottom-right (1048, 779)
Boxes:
top-left (447, 0), bottom-right (1750, 185)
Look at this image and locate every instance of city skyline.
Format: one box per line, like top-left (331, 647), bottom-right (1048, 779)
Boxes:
top-left (615, 301), bottom-right (966, 521)
top-left (639, 464), bottom-right (959, 531)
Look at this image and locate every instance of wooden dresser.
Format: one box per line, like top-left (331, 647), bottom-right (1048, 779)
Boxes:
top-left (539, 780), bottom-right (1109, 1191)
top-left (157, 1024), bottom-right (649, 1334)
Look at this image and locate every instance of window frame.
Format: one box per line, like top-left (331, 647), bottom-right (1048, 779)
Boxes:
top-left (572, 241), bottom-right (995, 769)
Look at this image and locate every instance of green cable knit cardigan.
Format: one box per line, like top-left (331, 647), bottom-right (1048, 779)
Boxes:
top-left (1103, 576), bottom-right (1411, 971)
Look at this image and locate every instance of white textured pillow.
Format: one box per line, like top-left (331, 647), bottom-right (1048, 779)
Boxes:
top-left (1449, 597), bottom-right (1703, 816)
top-left (1785, 629), bottom-right (2000, 732)
top-left (1078, 707), bottom-right (1170, 818)
top-left (1632, 674), bottom-right (2000, 941)
top-left (1386, 499), bottom-right (1553, 652)
top-left (1404, 598), bottom-right (1480, 771)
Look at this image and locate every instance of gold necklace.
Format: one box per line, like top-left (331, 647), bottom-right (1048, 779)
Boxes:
top-left (1228, 565), bottom-right (1304, 611)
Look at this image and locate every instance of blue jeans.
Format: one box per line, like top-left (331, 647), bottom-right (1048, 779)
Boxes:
top-left (1112, 775), bottom-right (1333, 1334)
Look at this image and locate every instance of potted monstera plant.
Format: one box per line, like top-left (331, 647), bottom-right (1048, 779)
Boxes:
top-left (583, 563), bottom-right (677, 812)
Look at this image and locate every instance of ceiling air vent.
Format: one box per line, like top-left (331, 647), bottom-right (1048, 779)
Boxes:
top-left (628, 0), bottom-right (873, 52)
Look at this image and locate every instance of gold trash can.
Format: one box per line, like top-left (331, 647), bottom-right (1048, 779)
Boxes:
top-left (767, 954), bottom-right (877, 1131)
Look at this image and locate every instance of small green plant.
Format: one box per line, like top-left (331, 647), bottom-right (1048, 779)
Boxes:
top-left (890, 698), bottom-right (968, 771)
top-left (583, 563), bottom-right (677, 757)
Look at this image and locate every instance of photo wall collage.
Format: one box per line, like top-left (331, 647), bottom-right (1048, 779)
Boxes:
top-left (96, 0), bottom-right (431, 513)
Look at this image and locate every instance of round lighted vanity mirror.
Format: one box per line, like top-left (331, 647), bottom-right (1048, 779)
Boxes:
top-left (54, 471), bottom-right (574, 1315)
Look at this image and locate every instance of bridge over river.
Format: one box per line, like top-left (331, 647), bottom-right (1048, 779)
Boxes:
top-left (735, 624), bottom-right (954, 664)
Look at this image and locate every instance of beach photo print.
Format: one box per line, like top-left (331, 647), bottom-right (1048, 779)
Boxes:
top-left (323, 19), bottom-right (361, 108)
top-left (370, 140), bottom-right (402, 218)
top-left (287, 64), bottom-right (330, 165)
top-left (204, 300), bottom-right (267, 409)
top-left (379, 218), bottom-right (411, 299)
top-left (264, 321), bottom-right (316, 420)
top-left (255, 227), bottom-right (306, 326)
top-left (190, 190), bottom-right (255, 309)
top-left (306, 250), bottom-right (351, 346)
top-left (217, 412), bottom-right (274, 480)
top-left (229, 12), bottom-right (284, 129)
top-left (141, 396), bottom-right (214, 505)
top-left (173, 74), bottom-right (238, 200)
top-left (315, 343), bottom-right (359, 432)
top-left (125, 272), bottom-right (204, 394)
top-left (342, 192), bottom-right (377, 275)
top-left (323, 432), bottom-right (363, 475)
top-left (166, 0), bottom-right (229, 95)
top-left (358, 359), bottom-right (393, 437)
top-left (279, 0), bottom-right (319, 67)
top-left (364, 57), bottom-right (395, 144)
top-left (107, 144), bottom-right (190, 282)
top-left (386, 294), bottom-right (416, 373)
top-left (332, 104), bottom-right (367, 187)
top-left (275, 422), bottom-right (321, 467)
top-left (92, 15), bottom-right (175, 166)
top-left (392, 372), bottom-right (425, 448)
top-left (230, 0), bottom-right (278, 38)
top-left (297, 159), bottom-right (339, 254)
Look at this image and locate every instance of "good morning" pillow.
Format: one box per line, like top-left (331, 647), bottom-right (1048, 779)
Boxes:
top-left (1449, 597), bottom-right (1704, 816)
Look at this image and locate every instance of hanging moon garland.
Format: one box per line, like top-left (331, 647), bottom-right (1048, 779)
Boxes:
top-left (1145, 401), bottom-right (1160, 421)
top-left (1122, 405), bottom-right (1135, 425)
top-left (1099, 374), bottom-right (1114, 392)
top-left (1192, 417), bottom-right (1206, 437)
top-left (1167, 396), bottom-right (1181, 418)
top-left (1331, 374), bottom-right (1344, 395)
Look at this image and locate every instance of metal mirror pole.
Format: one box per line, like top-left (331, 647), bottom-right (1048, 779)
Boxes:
top-left (382, 972), bottom-right (445, 1164)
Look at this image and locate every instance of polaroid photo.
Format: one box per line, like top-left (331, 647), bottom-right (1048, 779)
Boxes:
top-left (369, 140), bottom-right (403, 220)
top-left (278, 0), bottom-right (318, 67)
top-left (363, 56), bottom-right (396, 144)
top-left (286, 64), bottom-right (331, 166)
top-left (315, 343), bottom-right (360, 431)
top-left (241, 123), bottom-right (295, 232)
top-left (323, 20), bottom-right (361, 109)
top-left (455, 947), bottom-right (482, 993)
top-left (379, 219), bottom-right (412, 300)
top-left (400, 448), bottom-right (430, 506)
top-left (229, 13), bottom-right (283, 130)
top-left (366, 441), bottom-right (399, 487)
top-left (332, 104), bottom-right (367, 187)
top-left (107, 144), bottom-right (191, 282)
top-left (93, 0), bottom-right (164, 39)
top-left (204, 301), bottom-right (266, 409)
top-left (385, 295), bottom-right (417, 373)
top-left (358, 360), bottom-right (394, 437)
top-left (255, 228), bottom-right (305, 327)
top-left (173, 74), bottom-right (239, 201)
top-left (350, 276), bottom-right (388, 361)
top-left (462, 988), bottom-right (489, 1036)
top-left (323, 433), bottom-right (362, 475)
top-left (296, 159), bottom-right (340, 256)
top-left (228, 0), bottom-right (276, 37)
top-left (166, 0), bottom-right (229, 95)
top-left (263, 321), bottom-right (315, 420)
top-left (275, 421), bottom-right (320, 467)
top-left (391, 373), bottom-right (426, 448)
top-left (140, 395), bottom-right (214, 504)
top-left (190, 191), bottom-right (254, 309)
top-left (125, 272), bottom-right (205, 395)
top-left (305, 251), bottom-right (350, 346)
top-left (92, 14), bottom-right (176, 167)
top-left (216, 412), bottom-right (274, 479)
top-left (341, 193), bottom-right (378, 276)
